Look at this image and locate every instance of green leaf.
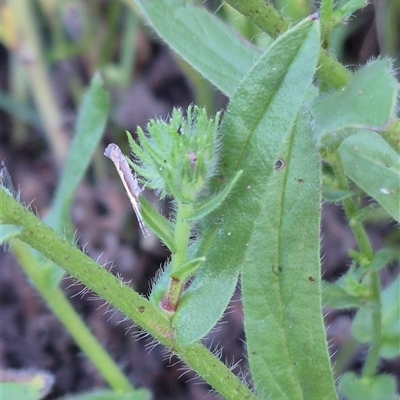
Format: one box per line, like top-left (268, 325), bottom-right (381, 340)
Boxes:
top-left (339, 372), bottom-right (398, 400)
top-left (323, 250), bottom-right (394, 309)
top-left (0, 224), bottom-right (23, 244)
top-left (334, 0), bottom-right (368, 21)
top-left (312, 59), bottom-right (399, 147)
top-left (185, 170), bottom-right (243, 222)
top-left (133, 0), bottom-right (260, 96)
top-left (242, 112), bottom-right (336, 398)
top-left (149, 260), bottom-right (173, 306)
top-left (40, 73), bottom-right (110, 286)
top-left (171, 257), bottom-right (205, 282)
top-left (139, 197), bottom-right (175, 251)
top-left (322, 280), bottom-right (367, 309)
top-left (0, 369), bottom-right (54, 400)
top-left (338, 130), bottom-right (400, 222)
top-left (322, 173), bottom-right (352, 202)
top-left (0, 383), bottom-right (43, 400)
top-left (48, 72), bottom-right (110, 235)
top-left (364, 249), bottom-right (392, 272)
top-left (172, 18), bottom-right (323, 352)
top-left (352, 275), bottom-right (400, 359)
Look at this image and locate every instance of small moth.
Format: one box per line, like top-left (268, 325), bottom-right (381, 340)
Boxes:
top-left (104, 143), bottom-right (149, 237)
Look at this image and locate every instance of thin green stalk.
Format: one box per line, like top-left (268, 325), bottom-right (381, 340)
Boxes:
top-left (330, 154), bottom-right (382, 380)
top-left (382, 120), bottom-right (400, 153)
top-left (226, 0), bottom-right (352, 89)
top-left (37, 0), bottom-right (66, 53)
top-left (100, 1), bottom-right (122, 66)
top-left (12, 0), bottom-right (68, 166)
top-left (10, 55), bottom-right (29, 146)
top-left (320, 0), bottom-right (335, 48)
top-left (9, 239), bottom-right (133, 392)
top-left (331, 154), bottom-right (374, 259)
top-left (361, 271), bottom-right (382, 379)
top-left (225, 0), bottom-right (290, 38)
top-left (119, 6), bottom-right (139, 86)
top-left (317, 48), bottom-right (352, 90)
top-left (0, 190), bottom-right (257, 400)
top-left (162, 202), bottom-right (194, 311)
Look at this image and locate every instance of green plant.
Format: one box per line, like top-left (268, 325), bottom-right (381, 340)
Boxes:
top-left (1, 1), bottom-right (399, 400)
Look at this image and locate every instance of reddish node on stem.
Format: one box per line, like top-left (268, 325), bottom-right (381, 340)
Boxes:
top-left (160, 277), bottom-right (181, 313)
top-left (160, 297), bottom-right (177, 313)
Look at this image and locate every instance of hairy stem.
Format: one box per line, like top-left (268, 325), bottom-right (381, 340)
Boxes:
top-left (226, 0), bottom-right (352, 89)
top-left (225, 0), bottom-right (290, 38)
top-left (1, 190), bottom-right (256, 400)
top-left (320, 0), bottom-right (335, 48)
top-left (161, 202), bottom-right (194, 311)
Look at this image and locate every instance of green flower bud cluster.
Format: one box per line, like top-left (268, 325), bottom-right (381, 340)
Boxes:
top-left (128, 106), bottom-right (220, 203)
top-left (126, 105), bottom-right (242, 315)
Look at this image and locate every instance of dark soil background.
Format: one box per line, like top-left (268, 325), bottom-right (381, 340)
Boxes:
top-left (1, 2), bottom-right (399, 399)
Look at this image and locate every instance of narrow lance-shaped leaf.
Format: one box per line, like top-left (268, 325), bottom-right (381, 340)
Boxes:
top-left (184, 170), bottom-right (243, 222)
top-left (132, 0), bottom-right (260, 97)
top-left (139, 197), bottom-right (175, 251)
top-left (48, 73), bottom-right (110, 234)
top-left (241, 111), bottom-right (336, 398)
top-left (171, 257), bottom-right (205, 282)
top-left (34, 73), bottom-right (110, 286)
top-left (172, 17), bottom-right (322, 346)
top-left (11, 74), bottom-right (109, 286)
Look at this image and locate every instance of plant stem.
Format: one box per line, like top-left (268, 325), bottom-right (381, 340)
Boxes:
top-left (331, 155), bottom-right (374, 259)
top-left (226, 0), bottom-right (352, 90)
top-left (0, 190), bottom-right (257, 400)
top-left (330, 154), bottom-right (382, 379)
top-left (361, 271), bottom-right (382, 378)
top-left (320, 0), bottom-right (335, 48)
top-left (119, 7), bottom-right (139, 86)
top-left (9, 239), bottom-right (134, 392)
top-left (161, 202), bottom-right (194, 311)
top-left (382, 120), bottom-right (400, 153)
top-left (317, 49), bottom-right (352, 89)
top-left (225, 0), bottom-right (290, 38)
top-left (10, 55), bottom-right (30, 146)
